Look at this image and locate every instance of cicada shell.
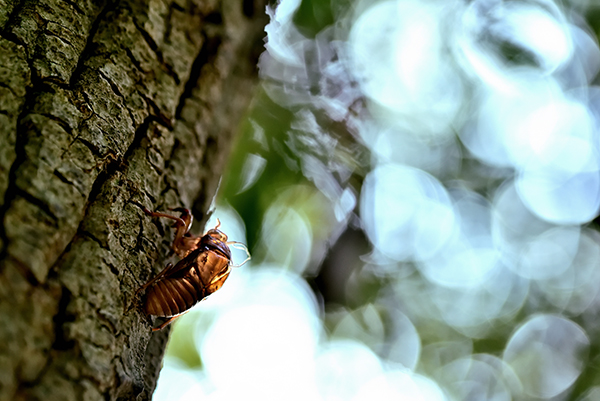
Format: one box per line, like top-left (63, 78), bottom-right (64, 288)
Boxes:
top-left (135, 208), bottom-right (249, 331)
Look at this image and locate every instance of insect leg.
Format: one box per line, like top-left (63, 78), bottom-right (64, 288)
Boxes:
top-left (168, 208), bottom-right (194, 233)
top-left (142, 207), bottom-right (188, 229)
top-left (167, 208), bottom-right (202, 257)
top-left (152, 315), bottom-right (179, 331)
top-left (143, 207), bottom-right (198, 257)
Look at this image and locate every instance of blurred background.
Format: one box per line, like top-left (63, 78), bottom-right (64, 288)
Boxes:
top-left (155, 0), bottom-right (600, 400)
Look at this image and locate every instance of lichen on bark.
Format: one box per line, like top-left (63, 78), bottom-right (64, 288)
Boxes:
top-left (0, 0), bottom-right (267, 400)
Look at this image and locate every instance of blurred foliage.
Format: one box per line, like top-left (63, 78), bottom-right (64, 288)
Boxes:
top-left (219, 90), bottom-right (302, 250)
top-left (293, 0), bottom-right (335, 37)
top-left (162, 2), bottom-right (600, 400)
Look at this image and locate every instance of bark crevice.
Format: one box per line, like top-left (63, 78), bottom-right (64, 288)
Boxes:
top-left (175, 32), bottom-right (221, 120)
top-left (69, 0), bottom-right (114, 87)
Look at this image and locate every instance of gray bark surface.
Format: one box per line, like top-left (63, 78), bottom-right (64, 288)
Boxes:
top-left (0, 1), bottom-right (267, 400)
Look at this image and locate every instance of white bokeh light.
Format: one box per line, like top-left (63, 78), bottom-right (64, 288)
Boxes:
top-left (437, 354), bottom-right (521, 401)
top-left (431, 268), bottom-right (529, 337)
top-left (419, 189), bottom-right (500, 289)
top-left (503, 315), bottom-right (590, 399)
top-left (315, 340), bottom-right (384, 401)
top-left (349, 0), bottom-right (464, 136)
top-left (518, 226), bottom-right (581, 280)
top-left (352, 370), bottom-right (447, 401)
top-left (516, 162), bottom-right (600, 225)
top-left (154, 361), bottom-right (206, 401)
top-left (261, 203), bottom-right (312, 273)
top-left (538, 229), bottom-right (600, 314)
top-left (360, 163), bottom-right (455, 262)
top-left (365, 123), bottom-right (462, 178)
top-left (386, 311), bottom-right (421, 370)
top-left (456, 0), bottom-right (573, 88)
top-left (199, 269), bottom-right (321, 400)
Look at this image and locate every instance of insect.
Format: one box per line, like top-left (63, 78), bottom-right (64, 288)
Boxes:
top-left (134, 207), bottom-right (250, 331)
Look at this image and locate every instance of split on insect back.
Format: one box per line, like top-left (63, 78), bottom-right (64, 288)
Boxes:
top-left (133, 206), bottom-right (251, 331)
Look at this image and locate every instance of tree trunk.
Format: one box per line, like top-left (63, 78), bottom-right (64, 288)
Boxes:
top-left (0, 1), bottom-right (267, 400)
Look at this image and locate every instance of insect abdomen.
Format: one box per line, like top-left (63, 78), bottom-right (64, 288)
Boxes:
top-left (144, 276), bottom-right (203, 317)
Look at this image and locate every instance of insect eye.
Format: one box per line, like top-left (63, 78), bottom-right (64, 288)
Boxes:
top-left (207, 229), bottom-right (228, 242)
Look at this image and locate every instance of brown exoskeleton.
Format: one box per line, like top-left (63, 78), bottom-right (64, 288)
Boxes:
top-left (135, 207), bottom-right (250, 331)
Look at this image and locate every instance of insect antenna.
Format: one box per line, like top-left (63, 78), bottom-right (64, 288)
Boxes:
top-left (227, 241), bottom-right (251, 267)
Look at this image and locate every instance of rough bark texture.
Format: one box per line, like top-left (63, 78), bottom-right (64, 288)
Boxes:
top-left (0, 0), bottom-right (267, 400)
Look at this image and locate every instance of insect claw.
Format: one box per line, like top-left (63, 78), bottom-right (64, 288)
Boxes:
top-left (152, 316), bottom-right (179, 331)
top-left (131, 201), bottom-right (154, 216)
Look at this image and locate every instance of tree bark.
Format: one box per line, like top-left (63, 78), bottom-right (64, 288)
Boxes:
top-left (0, 0), bottom-right (267, 400)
